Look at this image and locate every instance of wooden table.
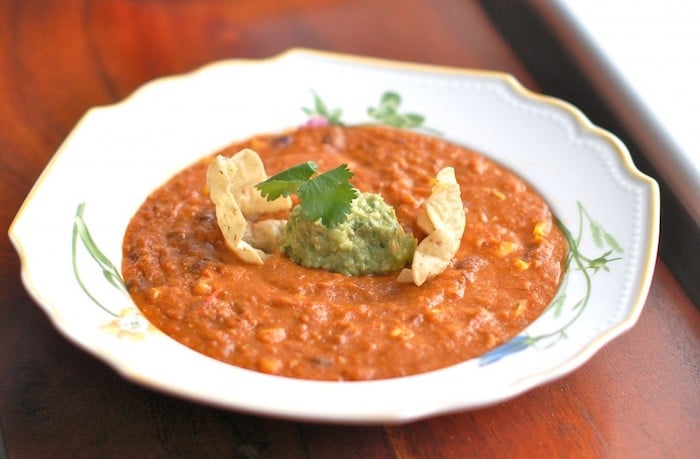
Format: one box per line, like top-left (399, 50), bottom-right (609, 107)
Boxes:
top-left (1, 1), bottom-right (698, 457)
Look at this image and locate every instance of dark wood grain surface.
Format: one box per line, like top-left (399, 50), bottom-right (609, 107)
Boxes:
top-left (2, 1), bottom-right (698, 457)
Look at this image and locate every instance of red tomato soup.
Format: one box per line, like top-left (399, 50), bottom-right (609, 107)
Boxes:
top-left (122, 125), bottom-right (567, 380)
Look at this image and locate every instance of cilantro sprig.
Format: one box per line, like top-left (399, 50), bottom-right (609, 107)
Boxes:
top-left (256, 161), bottom-right (358, 227)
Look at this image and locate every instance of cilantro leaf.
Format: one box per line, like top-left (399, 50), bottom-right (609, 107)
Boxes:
top-left (256, 161), bottom-right (318, 200)
top-left (255, 162), bottom-right (358, 227)
top-left (298, 164), bottom-right (358, 227)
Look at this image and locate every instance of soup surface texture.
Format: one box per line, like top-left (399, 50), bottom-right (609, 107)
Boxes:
top-left (122, 125), bottom-right (567, 380)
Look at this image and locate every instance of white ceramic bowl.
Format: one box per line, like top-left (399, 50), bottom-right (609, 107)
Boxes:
top-left (9, 49), bottom-right (659, 423)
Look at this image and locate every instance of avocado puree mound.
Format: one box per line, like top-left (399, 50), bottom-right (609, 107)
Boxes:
top-left (280, 192), bottom-right (416, 276)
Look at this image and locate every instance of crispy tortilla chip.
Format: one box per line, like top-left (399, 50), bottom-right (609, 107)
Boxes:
top-left (216, 148), bottom-right (292, 216)
top-left (206, 156), bottom-right (248, 251)
top-left (233, 240), bottom-right (268, 264)
top-left (245, 219), bottom-right (288, 253)
top-left (416, 167), bottom-right (463, 235)
top-left (398, 229), bottom-right (459, 286)
top-left (399, 167), bottom-right (466, 286)
top-left (206, 150), bottom-right (290, 264)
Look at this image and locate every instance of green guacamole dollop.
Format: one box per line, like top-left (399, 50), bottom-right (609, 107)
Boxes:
top-left (280, 192), bottom-right (416, 276)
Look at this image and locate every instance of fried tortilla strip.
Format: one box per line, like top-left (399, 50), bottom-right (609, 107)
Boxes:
top-left (233, 240), bottom-right (268, 264)
top-left (397, 229), bottom-right (458, 285)
top-left (219, 148), bottom-right (292, 216)
top-left (206, 151), bottom-right (290, 264)
top-left (245, 219), bottom-right (288, 253)
top-left (398, 167), bottom-right (466, 286)
top-left (206, 156), bottom-right (247, 250)
top-left (416, 167), bottom-right (464, 235)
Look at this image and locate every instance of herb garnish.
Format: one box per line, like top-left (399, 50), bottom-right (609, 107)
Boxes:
top-left (256, 161), bottom-right (358, 227)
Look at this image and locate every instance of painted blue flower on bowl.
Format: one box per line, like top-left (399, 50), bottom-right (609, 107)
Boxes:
top-left (480, 203), bottom-right (623, 366)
